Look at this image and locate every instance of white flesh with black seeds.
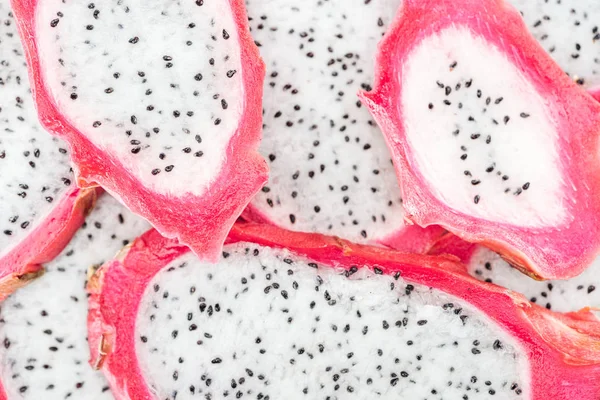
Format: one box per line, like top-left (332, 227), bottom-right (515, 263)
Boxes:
top-left (0, 195), bottom-right (150, 399)
top-left (469, 247), bottom-right (600, 314)
top-left (0, 2), bottom-right (73, 256)
top-left (137, 244), bottom-right (527, 399)
top-left (36, 0), bottom-right (243, 195)
top-left (402, 27), bottom-right (564, 227)
top-left (247, 0), bottom-right (406, 242)
top-left (511, 0), bottom-right (600, 89)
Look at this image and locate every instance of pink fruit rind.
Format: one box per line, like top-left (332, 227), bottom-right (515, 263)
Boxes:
top-left (0, 186), bottom-right (98, 303)
top-left (242, 206), bottom-right (446, 254)
top-left (10, 0), bottom-right (268, 262)
top-left (88, 223), bottom-right (600, 400)
top-left (0, 187), bottom-right (99, 400)
top-left (358, 0), bottom-right (600, 280)
top-left (589, 86), bottom-right (600, 103)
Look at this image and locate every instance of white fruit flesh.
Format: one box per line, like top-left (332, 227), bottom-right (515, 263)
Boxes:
top-left (35, 0), bottom-right (243, 196)
top-left (0, 195), bottom-right (150, 399)
top-left (136, 243), bottom-right (527, 399)
top-left (247, 0), bottom-right (407, 242)
top-left (0, 2), bottom-right (73, 256)
top-left (402, 27), bottom-right (564, 227)
top-left (511, 0), bottom-right (600, 89)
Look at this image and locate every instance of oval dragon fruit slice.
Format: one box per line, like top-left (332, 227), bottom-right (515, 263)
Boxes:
top-left (88, 224), bottom-right (600, 400)
top-left (0, 1), bottom-right (97, 300)
top-left (10, 0), bottom-right (268, 260)
top-left (430, 234), bottom-right (600, 313)
top-left (242, 0), bottom-right (443, 252)
top-left (359, 0), bottom-right (600, 279)
top-left (509, 0), bottom-right (600, 99)
top-left (0, 194), bottom-right (149, 400)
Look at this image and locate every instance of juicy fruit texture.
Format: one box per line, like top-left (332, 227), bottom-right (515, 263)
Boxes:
top-left (11, 0), bottom-right (267, 260)
top-left (137, 249), bottom-right (523, 399)
top-left (0, 195), bottom-right (149, 400)
top-left (243, 0), bottom-right (443, 251)
top-left (0, 1), bottom-right (96, 299)
top-left (510, 0), bottom-right (600, 93)
top-left (430, 235), bottom-right (600, 313)
top-left (88, 224), bottom-right (600, 400)
top-left (360, 0), bottom-right (600, 279)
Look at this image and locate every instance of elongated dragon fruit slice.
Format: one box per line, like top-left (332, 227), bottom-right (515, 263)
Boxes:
top-left (509, 0), bottom-right (600, 98)
top-left (88, 224), bottom-right (600, 400)
top-left (430, 234), bottom-right (600, 313)
top-left (242, 0), bottom-right (443, 252)
top-left (360, 0), bottom-right (600, 279)
top-left (0, 194), bottom-right (149, 400)
top-left (10, 0), bottom-right (268, 260)
top-left (0, 1), bottom-right (97, 300)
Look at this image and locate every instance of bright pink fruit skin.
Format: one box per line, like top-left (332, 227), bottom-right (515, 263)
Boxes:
top-left (358, 0), bottom-right (600, 280)
top-left (88, 223), bottom-right (600, 400)
top-left (10, 0), bottom-right (268, 262)
top-left (242, 206), bottom-right (446, 254)
top-left (0, 186), bottom-right (97, 303)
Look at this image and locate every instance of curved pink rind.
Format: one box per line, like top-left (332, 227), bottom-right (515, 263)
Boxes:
top-left (358, 0), bottom-right (600, 280)
top-left (0, 186), bottom-right (98, 303)
top-left (88, 223), bottom-right (600, 400)
top-left (0, 186), bottom-right (98, 400)
top-left (242, 205), bottom-right (446, 254)
top-left (11, 0), bottom-right (269, 262)
top-left (589, 86), bottom-right (600, 103)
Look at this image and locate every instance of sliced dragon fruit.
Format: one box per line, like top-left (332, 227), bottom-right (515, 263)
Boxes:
top-left (10, 0), bottom-right (268, 260)
top-left (0, 194), bottom-right (149, 400)
top-left (242, 0), bottom-right (443, 252)
top-left (430, 234), bottom-right (600, 313)
top-left (88, 223), bottom-right (600, 400)
top-left (360, 0), bottom-right (600, 279)
top-left (0, 1), bottom-right (97, 300)
top-left (509, 0), bottom-right (600, 97)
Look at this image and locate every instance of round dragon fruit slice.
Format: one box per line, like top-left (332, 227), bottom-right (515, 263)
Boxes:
top-left (242, 0), bottom-right (443, 252)
top-left (10, 0), bottom-right (268, 260)
top-left (509, 0), bottom-right (600, 97)
top-left (360, 0), bottom-right (600, 279)
top-left (0, 194), bottom-right (149, 400)
top-left (88, 224), bottom-right (600, 400)
top-left (0, 1), bottom-right (97, 300)
top-left (430, 234), bottom-right (600, 313)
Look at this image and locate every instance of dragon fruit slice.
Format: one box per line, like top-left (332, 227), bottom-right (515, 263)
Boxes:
top-left (88, 224), bottom-right (600, 400)
top-left (0, 194), bottom-right (149, 400)
top-left (242, 0), bottom-right (443, 252)
top-left (0, 1), bottom-right (97, 300)
top-left (360, 0), bottom-right (600, 279)
top-left (10, 0), bottom-right (268, 260)
top-left (509, 0), bottom-right (600, 97)
top-left (430, 234), bottom-right (600, 313)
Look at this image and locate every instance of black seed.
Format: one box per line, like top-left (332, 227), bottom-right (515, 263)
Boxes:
top-left (474, 195), bottom-right (480, 204)
top-left (129, 36), bottom-right (139, 44)
top-left (520, 112), bottom-right (530, 118)
top-left (50, 18), bottom-right (59, 27)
